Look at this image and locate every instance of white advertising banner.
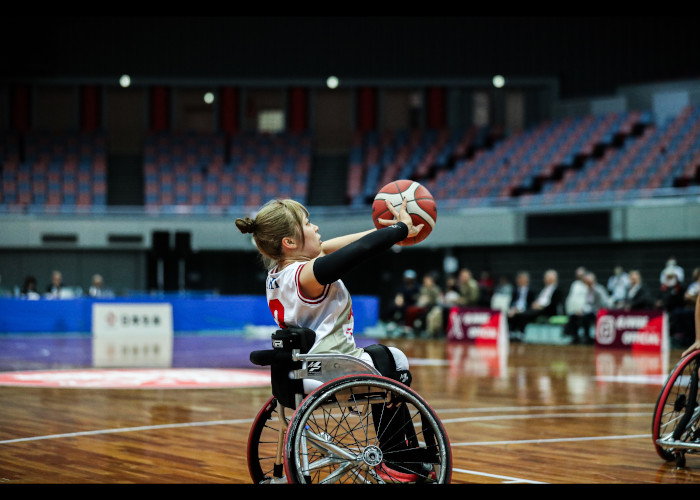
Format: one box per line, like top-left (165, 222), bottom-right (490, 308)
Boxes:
top-left (92, 303), bottom-right (174, 368)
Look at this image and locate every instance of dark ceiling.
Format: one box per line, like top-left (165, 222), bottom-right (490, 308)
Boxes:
top-left (2, 16), bottom-right (698, 99)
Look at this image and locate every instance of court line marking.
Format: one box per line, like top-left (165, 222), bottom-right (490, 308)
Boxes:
top-left (451, 433), bottom-right (650, 447)
top-left (449, 433), bottom-right (650, 484)
top-left (0, 408), bottom-right (653, 484)
top-left (436, 403), bottom-right (654, 413)
top-left (440, 411), bottom-right (651, 425)
top-left (451, 467), bottom-right (548, 484)
top-left (0, 419), bottom-right (252, 445)
top-left (0, 407), bottom-right (652, 446)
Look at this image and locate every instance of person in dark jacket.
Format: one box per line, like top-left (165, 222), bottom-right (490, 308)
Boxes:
top-left (509, 269), bottom-right (563, 337)
top-left (620, 270), bottom-right (655, 311)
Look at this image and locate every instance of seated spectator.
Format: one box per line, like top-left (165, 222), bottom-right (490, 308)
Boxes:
top-left (398, 269), bottom-right (420, 308)
top-left (404, 273), bottom-right (442, 337)
top-left (20, 276), bottom-right (41, 300)
top-left (685, 268), bottom-right (700, 304)
top-left (430, 267), bottom-right (480, 337)
top-left (565, 266), bottom-right (589, 318)
top-left (383, 293), bottom-right (407, 334)
top-left (508, 269), bottom-right (564, 337)
top-left (564, 272), bottom-right (611, 344)
top-left (490, 275), bottom-right (513, 312)
top-left (46, 270), bottom-right (64, 297)
top-left (530, 269), bottom-right (564, 317)
top-left (606, 265), bottom-right (630, 305)
top-left (426, 275), bottom-right (462, 338)
top-left (508, 271), bottom-right (536, 336)
top-left (442, 275), bottom-right (461, 307)
top-left (45, 270), bottom-right (75, 299)
top-left (660, 257), bottom-right (684, 285)
top-left (383, 269), bottom-right (421, 336)
top-left (88, 274), bottom-right (114, 298)
top-left (455, 268), bottom-right (480, 307)
top-left (658, 268), bottom-right (686, 313)
top-left (619, 270), bottom-right (655, 311)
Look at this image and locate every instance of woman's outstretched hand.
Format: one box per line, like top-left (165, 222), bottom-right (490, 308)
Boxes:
top-left (377, 198), bottom-right (424, 239)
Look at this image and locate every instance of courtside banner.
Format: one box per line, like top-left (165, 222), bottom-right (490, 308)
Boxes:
top-left (446, 307), bottom-right (508, 346)
top-left (594, 309), bottom-right (668, 352)
top-left (92, 303), bottom-right (174, 368)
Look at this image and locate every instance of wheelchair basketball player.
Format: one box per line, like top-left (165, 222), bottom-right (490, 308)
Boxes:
top-left (236, 197), bottom-right (425, 481)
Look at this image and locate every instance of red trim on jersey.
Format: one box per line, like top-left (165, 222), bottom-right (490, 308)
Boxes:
top-left (295, 263), bottom-right (329, 304)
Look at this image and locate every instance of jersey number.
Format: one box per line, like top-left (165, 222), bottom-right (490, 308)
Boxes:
top-left (269, 299), bottom-right (286, 328)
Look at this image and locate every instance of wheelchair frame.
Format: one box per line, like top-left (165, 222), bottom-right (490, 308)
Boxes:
top-left (652, 349), bottom-right (700, 468)
top-left (248, 341), bottom-right (452, 484)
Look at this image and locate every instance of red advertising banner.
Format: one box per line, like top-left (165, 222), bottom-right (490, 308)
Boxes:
top-left (446, 307), bottom-right (508, 346)
top-left (594, 309), bottom-right (668, 352)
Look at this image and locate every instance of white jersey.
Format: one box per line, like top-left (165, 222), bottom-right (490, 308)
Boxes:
top-left (265, 261), bottom-right (363, 357)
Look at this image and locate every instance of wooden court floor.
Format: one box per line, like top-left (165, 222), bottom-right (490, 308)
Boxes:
top-left (1, 339), bottom-right (699, 484)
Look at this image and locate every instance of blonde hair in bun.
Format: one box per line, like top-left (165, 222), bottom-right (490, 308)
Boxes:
top-left (235, 217), bottom-right (256, 234)
top-left (235, 199), bottom-right (309, 269)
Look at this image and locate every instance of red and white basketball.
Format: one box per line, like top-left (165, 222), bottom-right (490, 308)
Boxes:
top-left (372, 179), bottom-right (437, 246)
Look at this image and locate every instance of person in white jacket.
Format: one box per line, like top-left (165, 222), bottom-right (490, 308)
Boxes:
top-left (565, 271), bottom-right (611, 344)
top-left (565, 267), bottom-right (588, 317)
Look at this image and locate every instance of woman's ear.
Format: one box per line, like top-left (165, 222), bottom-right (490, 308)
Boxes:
top-left (281, 237), bottom-right (297, 250)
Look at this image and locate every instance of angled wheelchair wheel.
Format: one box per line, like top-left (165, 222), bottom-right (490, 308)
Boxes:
top-left (284, 374), bottom-right (451, 484)
top-left (247, 396), bottom-right (290, 483)
top-left (652, 350), bottom-right (700, 463)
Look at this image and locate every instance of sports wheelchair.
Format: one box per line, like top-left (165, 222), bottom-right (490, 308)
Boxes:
top-left (652, 348), bottom-right (700, 468)
top-left (247, 327), bottom-right (452, 484)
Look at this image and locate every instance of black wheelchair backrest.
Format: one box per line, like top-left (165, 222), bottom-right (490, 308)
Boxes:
top-left (249, 327), bottom-right (317, 409)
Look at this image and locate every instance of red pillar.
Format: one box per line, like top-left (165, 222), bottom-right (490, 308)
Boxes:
top-left (80, 85), bottom-right (101, 132)
top-left (357, 87), bottom-right (377, 132)
top-left (219, 86), bottom-right (238, 134)
top-left (426, 87), bottom-right (446, 129)
top-left (287, 87), bottom-right (308, 133)
top-left (150, 86), bottom-right (170, 132)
